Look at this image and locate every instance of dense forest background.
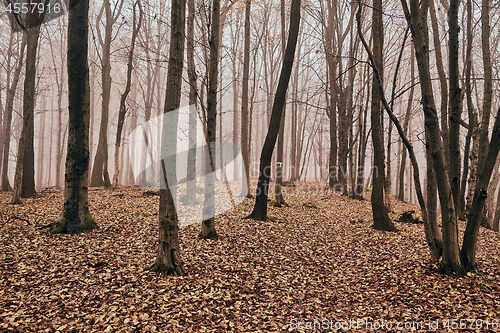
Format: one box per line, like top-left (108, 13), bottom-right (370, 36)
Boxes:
top-left (1, 0), bottom-right (500, 275)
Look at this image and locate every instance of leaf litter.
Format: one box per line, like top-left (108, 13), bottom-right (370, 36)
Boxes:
top-left (0, 182), bottom-right (499, 332)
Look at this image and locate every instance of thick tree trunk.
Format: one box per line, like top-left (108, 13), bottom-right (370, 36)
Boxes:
top-left (51, 0), bottom-right (97, 234)
top-left (401, 0), bottom-right (464, 276)
top-left (367, 0), bottom-right (396, 231)
top-left (249, 0), bottom-right (301, 221)
top-left (149, 0), bottom-right (186, 276)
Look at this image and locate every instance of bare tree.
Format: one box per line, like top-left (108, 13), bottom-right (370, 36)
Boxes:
top-left (401, 0), bottom-right (464, 276)
top-left (240, 0), bottom-right (252, 198)
top-left (112, 0), bottom-right (143, 188)
top-left (185, 0), bottom-right (198, 205)
top-left (200, 0), bottom-right (221, 239)
top-left (51, 0), bottom-right (98, 234)
top-left (2, 33), bottom-right (27, 192)
top-left (368, 0), bottom-right (396, 231)
top-left (248, 0), bottom-right (301, 221)
top-left (90, 0), bottom-right (124, 188)
top-left (149, 0), bottom-right (186, 275)
top-left (11, 1), bottom-right (49, 203)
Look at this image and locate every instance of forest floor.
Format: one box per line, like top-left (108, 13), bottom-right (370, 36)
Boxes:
top-left (1, 183), bottom-right (500, 332)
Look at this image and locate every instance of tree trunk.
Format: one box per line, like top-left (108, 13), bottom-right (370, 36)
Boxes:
top-left (112, 0), bottom-right (142, 188)
top-left (398, 43), bottom-right (414, 201)
top-left (477, 0), bottom-right (492, 170)
top-left (2, 34), bottom-right (26, 192)
top-left (51, 0), bottom-right (97, 234)
top-left (249, 0), bottom-right (301, 221)
top-left (401, 0), bottom-right (465, 276)
top-left (429, 0), bottom-right (449, 163)
top-left (200, 0), bottom-right (221, 239)
top-left (461, 108), bottom-right (500, 271)
top-left (367, 0), bottom-right (396, 231)
top-left (274, 0), bottom-right (287, 206)
top-left (185, 0), bottom-right (198, 205)
top-left (448, 0), bottom-right (462, 212)
top-left (240, 0), bottom-right (252, 198)
top-left (458, 0), bottom-right (473, 219)
top-left (149, 0), bottom-right (186, 276)
top-left (91, 0), bottom-right (123, 188)
top-left (12, 24), bottom-right (41, 204)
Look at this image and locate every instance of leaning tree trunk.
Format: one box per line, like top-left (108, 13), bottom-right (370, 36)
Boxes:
top-left (2, 34), bottom-right (26, 192)
top-left (149, 0), bottom-right (186, 276)
top-left (51, 0), bottom-right (98, 234)
top-left (249, 0), bottom-right (301, 221)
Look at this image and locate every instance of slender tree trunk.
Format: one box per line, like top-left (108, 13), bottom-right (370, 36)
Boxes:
top-left (2, 34), bottom-right (27, 192)
top-left (429, 0), bottom-right (449, 163)
top-left (448, 0), bottom-right (462, 212)
top-left (398, 44), bottom-right (414, 201)
top-left (475, 0), bottom-right (493, 215)
top-left (461, 108), bottom-right (500, 271)
top-left (275, 0), bottom-right (287, 206)
top-left (249, 0), bottom-right (301, 221)
top-left (91, 0), bottom-right (123, 188)
top-left (200, 0), bottom-right (221, 239)
top-left (240, 0), bottom-right (252, 198)
top-left (459, 0), bottom-right (474, 219)
top-left (185, 0), bottom-right (198, 205)
top-left (12, 24), bottom-right (41, 204)
top-left (112, 0), bottom-right (142, 188)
